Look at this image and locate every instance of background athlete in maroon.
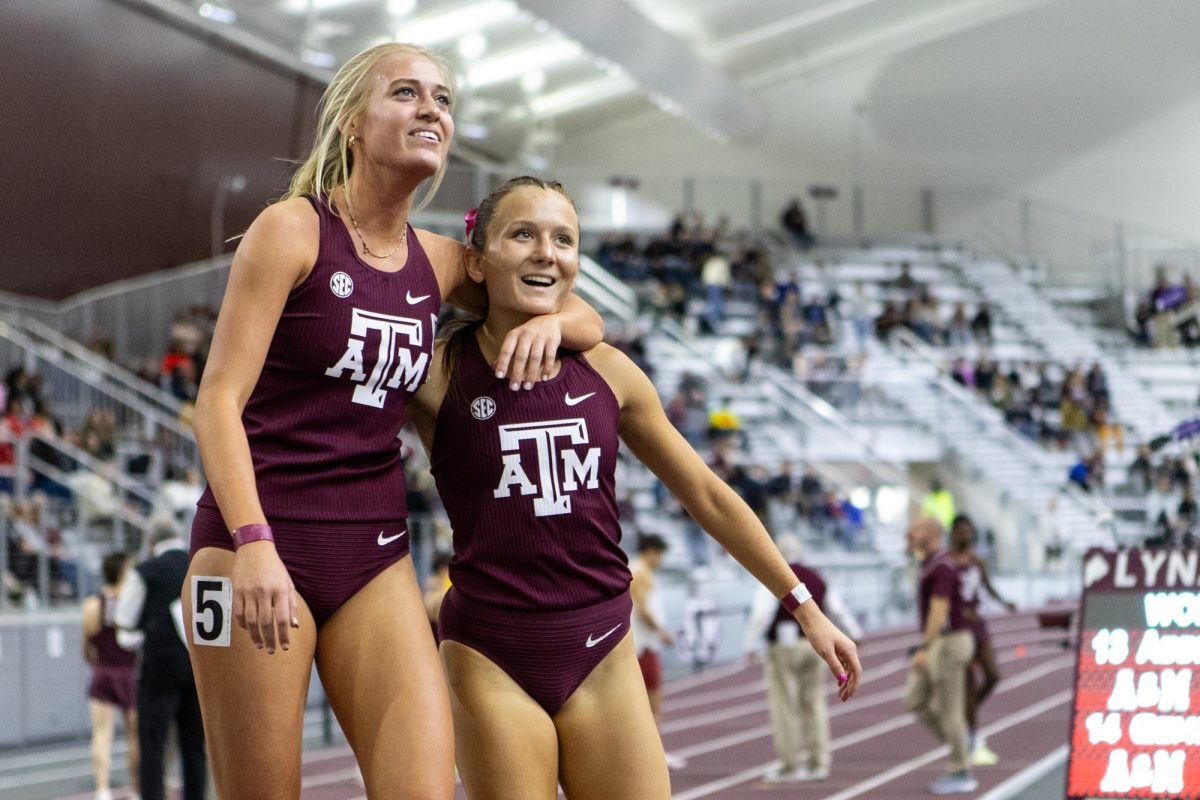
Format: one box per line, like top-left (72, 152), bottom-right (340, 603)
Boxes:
top-left (183, 44), bottom-right (603, 800)
top-left (905, 516), bottom-right (978, 794)
top-left (407, 177), bottom-right (860, 800)
top-left (83, 552), bottom-right (139, 800)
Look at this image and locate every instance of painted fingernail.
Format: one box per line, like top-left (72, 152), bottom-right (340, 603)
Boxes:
top-left (542, 374), bottom-right (550, 381)
top-left (282, 643), bottom-right (289, 651)
top-left (523, 381), bottom-right (533, 390)
top-left (256, 643), bottom-right (263, 650)
top-left (267, 648), bottom-right (275, 655)
top-left (837, 673), bottom-right (848, 684)
top-left (496, 370), bottom-right (505, 379)
top-left (510, 382), bottom-right (520, 391)
top-left (292, 617), bottom-right (300, 627)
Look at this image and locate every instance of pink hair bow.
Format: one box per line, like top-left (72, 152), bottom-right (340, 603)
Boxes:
top-left (464, 208), bottom-right (478, 240)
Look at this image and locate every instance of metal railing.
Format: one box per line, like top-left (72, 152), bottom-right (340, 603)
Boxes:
top-left (0, 316), bottom-right (199, 475)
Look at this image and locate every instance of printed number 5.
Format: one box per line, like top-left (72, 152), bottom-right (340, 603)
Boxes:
top-left (192, 576), bottom-right (232, 647)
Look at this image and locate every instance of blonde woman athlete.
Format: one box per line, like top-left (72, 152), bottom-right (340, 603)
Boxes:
top-left (407, 177), bottom-right (861, 800)
top-left (182, 45), bottom-right (603, 800)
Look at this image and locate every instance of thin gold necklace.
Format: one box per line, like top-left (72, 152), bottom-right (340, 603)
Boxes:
top-left (341, 189), bottom-right (406, 259)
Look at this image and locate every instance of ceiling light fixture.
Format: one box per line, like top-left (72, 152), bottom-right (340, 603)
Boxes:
top-left (458, 32), bottom-right (488, 60)
top-left (386, 0), bottom-right (417, 16)
top-left (198, 2), bottom-right (237, 24)
top-left (300, 48), bottom-right (338, 68)
top-left (396, 1), bottom-right (517, 46)
top-left (527, 75), bottom-right (636, 117)
top-left (467, 39), bottom-right (582, 88)
top-left (520, 69), bottom-right (546, 93)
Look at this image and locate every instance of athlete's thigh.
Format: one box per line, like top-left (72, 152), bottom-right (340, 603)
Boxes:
top-left (440, 639), bottom-right (560, 800)
top-left (977, 638), bottom-right (1000, 681)
top-left (555, 634), bottom-right (670, 800)
top-left (184, 548), bottom-right (317, 800)
top-left (316, 557), bottom-right (455, 800)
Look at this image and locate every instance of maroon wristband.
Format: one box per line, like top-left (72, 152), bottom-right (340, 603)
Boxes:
top-left (780, 583), bottom-right (813, 613)
top-left (231, 523), bottom-right (274, 550)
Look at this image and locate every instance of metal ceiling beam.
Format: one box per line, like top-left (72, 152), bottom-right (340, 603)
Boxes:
top-left (514, 0), bottom-right (766, 143)
top-left (747, 0), bottom-right (1054, 87)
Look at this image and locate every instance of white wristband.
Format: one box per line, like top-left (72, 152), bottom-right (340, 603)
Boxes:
top-left (780, 583), bottom-right (812, 613)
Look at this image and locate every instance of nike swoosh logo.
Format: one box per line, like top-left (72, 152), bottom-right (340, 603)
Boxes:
top-left (406, 290), bottom-right (431, 304)
top-left (377, 530), bottom-right (407, 546)
top-left (564, 392), bottom-right (596, 407)
top-left (585, 624), bottom-right (622, 648)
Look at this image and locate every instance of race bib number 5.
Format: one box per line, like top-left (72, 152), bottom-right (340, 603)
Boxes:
top-left (191, 576), bottom-right (232, 647)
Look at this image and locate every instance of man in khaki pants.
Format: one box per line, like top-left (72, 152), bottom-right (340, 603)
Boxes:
top-left (905, 516), bottom-right (977, 795)
top-left (743, 535), bottom-right (862, 784)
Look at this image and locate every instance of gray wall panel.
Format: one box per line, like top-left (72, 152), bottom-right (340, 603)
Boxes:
top-left (0, 628), bottom-right (27, 747)
top-left (21, 622), bottom-right (90, 742)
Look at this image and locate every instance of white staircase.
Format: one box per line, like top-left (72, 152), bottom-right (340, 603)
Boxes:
top-left (964, 260), bottom-right (1174, 442)
top-left (864, 340), bottom-right (1119, 554)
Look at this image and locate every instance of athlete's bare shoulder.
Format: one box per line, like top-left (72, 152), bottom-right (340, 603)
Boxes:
top-left (237, 197), bottom-right (320, 289)
top-left (581, 343), bottom-right (653, 409)
top-left (413, 228), bottom-right (467, 298)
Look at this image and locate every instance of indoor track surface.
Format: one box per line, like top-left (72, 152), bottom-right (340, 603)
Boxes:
top-left (1, 610), bottom-right (1074, 799)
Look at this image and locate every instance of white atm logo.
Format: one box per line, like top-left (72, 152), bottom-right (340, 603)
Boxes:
top-left (493, 418), bottom-right (601, 516)
top-left (325, 308), bottom-right (431, 408)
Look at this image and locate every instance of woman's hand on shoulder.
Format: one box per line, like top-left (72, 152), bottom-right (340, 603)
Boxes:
top-left (230, 541), bottom-right (299, 654)
top-left (495, 315), bottom-right (565, 390)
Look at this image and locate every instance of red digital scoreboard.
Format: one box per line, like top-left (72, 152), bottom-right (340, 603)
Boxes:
top-left (1069, 548), bottom-right (1200, 798)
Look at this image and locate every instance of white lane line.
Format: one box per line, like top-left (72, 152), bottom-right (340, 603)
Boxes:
top-left (662, 638), bottom-right (1067, 735)
top-left (975, 744), bottom-right (1068, 800)
top-left (669, 664), bottom-right (1073, 799)
top-left (664, 662), bottom-right (750, 695)
top-left (820, 690), bottom-right (1074, 800)
top-left (662, 626), bottom-right (1069, 717)
top-left (661, 611), bottom-right (1054, 700)
top-left (672, 653), bottom-right (1071, 760)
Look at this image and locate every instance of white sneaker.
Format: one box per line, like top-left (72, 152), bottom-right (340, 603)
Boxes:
top-left (763, 767), bottom-right (807, 784)
top-left (972, 741), bottom-right (999, 766)
top-left (929, 771), bottom-right (979, 794)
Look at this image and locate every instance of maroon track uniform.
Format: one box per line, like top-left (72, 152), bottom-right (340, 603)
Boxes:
top-left (191, 195), bottom-right (440, 623)
top-left (432, 336), bottom-right (631, 714)
top-left (957, 558), bottom-right (990, 646)
top-left (918, 549), bottom-right (970, 633)
top-left (88, 594), bottom-right (138, 710)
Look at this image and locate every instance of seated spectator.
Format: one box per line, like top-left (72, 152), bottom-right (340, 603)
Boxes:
top-left (974, 357), bottom-right (997, 395)
top-left (874, 301), bottom-right (908, 341)
top-left (1146, 473), bottom-right (1182, 546)
top-left (909, 291), bottom-right (942, 345)
top-left (1179, 485), bottom-right (1199, 546)
top-left (797, 466), bottom-right (824, 520)
top-left (950, 357), bottom-right (974, 388)
top-left (0, 396), bottom-right (23, 494)
top-left (946, 303), bottom-right (972, 348)
top-left (780, 197), bottom-right (814, 249)
top-left (1092, 406), bottom-right (1124, 454)
top-left (971, 303), bottom-right (993, 345)
top-left (700, 248), bottom-right (731, 332)
top-left (1127, 445), bottom-right (1154, 495)
top-left (78, 409), bottom-right (117, 462)
top-left (1068, 454), bottom-right (1093, 493)
top-left (707, 396), bottom-right (743, 441)
top-left (890, 261), bottom-right (919, 293)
